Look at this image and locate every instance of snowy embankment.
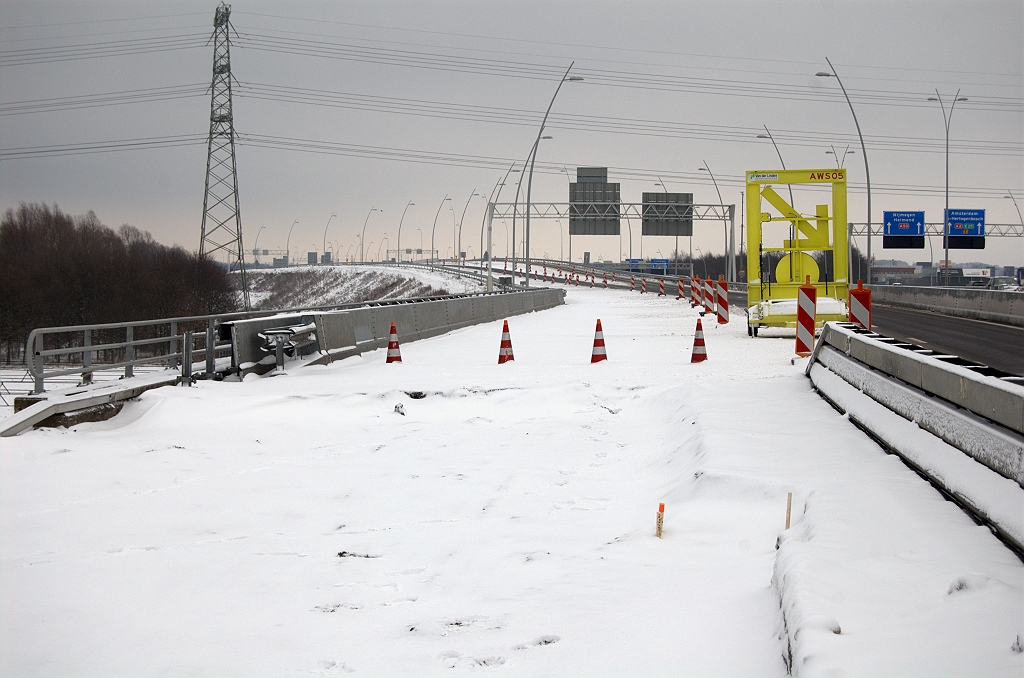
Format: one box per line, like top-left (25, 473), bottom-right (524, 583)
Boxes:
top-left (246, 265), bottom-right (483, 310)
top-left (1, 287), bottom-right (1021, 676)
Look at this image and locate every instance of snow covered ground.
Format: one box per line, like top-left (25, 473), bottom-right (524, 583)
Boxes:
top-left (246, 265), bottom-right (483, 310)
top-left (2, 285), bottom-right (1021, 676)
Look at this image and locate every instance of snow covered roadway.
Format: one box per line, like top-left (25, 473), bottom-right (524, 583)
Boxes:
top-left (2, 285), bottom-right (1021, 676)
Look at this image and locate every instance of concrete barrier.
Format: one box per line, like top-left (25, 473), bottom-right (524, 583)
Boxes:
top-left (228, 288), bottom-right (565, 374)
top-left (870, 285), bottom-right (1024, 327)
top-left (807, 322), bottom-right (1024, 485)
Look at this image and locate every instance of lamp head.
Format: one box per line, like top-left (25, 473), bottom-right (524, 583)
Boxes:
top-left (956, 96), bottom-right (968, 101)
top-left (756, 134), bottom-right (770, 139)
top-left (927, 97), bottom-right (938, 101)
top-left (541, 135), bottom-right (553, 139)
top-left (566, 76), bottom-right (584, 81)
top-left (815, 71), bottom-right (832, 77)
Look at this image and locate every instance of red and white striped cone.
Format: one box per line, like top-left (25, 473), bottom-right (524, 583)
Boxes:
top-left (691, 318), bottom-right (707, 363)
top-left (716, 275), bottom-right (729, 324)
top-left (631, 276), bottom-right (636, 291)
top-left (386, 322), bottom-right (402, 363)
top-left (703, 279), bottom-right (715, 314)
top-left (658, 278), bottom-right (666, 296)
top-left (677, 277), bottom-right (685, 300)
top-left (497, 319), bottom-right (515, 364)
top-left (591, 319), bottom-right (608, 363)
top-left (849, 279), bottom-right (872, 329)
top-left (796, 276), bottom-right (817, 357)
top-left (641, 278), bottom-right (647, 294)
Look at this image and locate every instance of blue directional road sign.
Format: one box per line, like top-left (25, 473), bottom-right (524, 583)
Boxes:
top-left (650, 258), bottom-right (670, 273)
top-left (626, 258), bottom-right (643, 271)
top-left (945, 209), bottom-right (985, 236)
top-left (883, 211), bottom-right (925, 236)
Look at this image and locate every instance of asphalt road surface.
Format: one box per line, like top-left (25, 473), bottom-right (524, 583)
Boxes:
top-left (871, 304), bottom-right (1024, 376)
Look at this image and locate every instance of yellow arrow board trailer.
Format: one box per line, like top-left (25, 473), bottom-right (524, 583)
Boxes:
top-left (745, 169), bottom-right (850, 336)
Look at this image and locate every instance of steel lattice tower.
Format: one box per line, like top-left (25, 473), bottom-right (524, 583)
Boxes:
top-left (199, 2), bottom-right (250, 310)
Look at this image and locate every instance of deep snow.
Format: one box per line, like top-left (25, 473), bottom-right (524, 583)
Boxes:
top-left (1, 285), bottom-right (1021, 676)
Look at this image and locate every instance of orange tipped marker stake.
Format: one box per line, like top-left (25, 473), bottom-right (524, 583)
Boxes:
top-left (656, 503), bottom-right (665, 538)
top-left (591, 319), bottom-right (608, 363)
top-left (386, 322), bottom-right (402, 363)
top-left (497, 320), bottom-right (515, 364)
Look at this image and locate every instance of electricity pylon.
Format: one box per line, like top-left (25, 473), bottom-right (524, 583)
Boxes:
top-left (199, 2), bottom-right (250, 310)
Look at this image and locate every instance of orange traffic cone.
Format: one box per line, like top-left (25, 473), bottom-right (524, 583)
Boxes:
top-left (591, 319), bottom-right (608, 363)
top-left (498, 320), bottom-right (515, 364)
top-left (386, 322), bottom-right (402, 363)
top-left (690, 319), bottom-right (707, 363)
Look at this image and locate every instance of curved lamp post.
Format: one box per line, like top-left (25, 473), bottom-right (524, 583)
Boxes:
top-left (699, 162), bottom-right (730, 281)
top-left (756, 127), bottom-right (796, 206)
top-left (395, 200), bottom-right (415, 263)
top-left (285, 219), bottom-right (298, 266)
top-left (253, 224), bottom-right (266, 264)
top-left (1006, 193), bottom-right (1023, 225)
top-left (826, 145), bottom-right (855, 168)
top-left (430, 195), bottom-right (450, 264)
top-left (480, 163), bottom-right (519, 262)
top-left (322, 213), bottom-right (337, 262)
top-left (360, 207), bottom-right (380, 262)
top-left (523, 63), bottom-right (583, 286)
top-left (817, 58), bottom-right (872, 284)
top-left (457, 190), bottom-right (481, 264)
top-left (927, 89), bottom-right (968, 285)
top-left (378, 233), bottom-right (388, 261)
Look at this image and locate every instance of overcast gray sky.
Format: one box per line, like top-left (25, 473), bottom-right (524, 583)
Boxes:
top-left (1, 0), bottom-right (1021, 267)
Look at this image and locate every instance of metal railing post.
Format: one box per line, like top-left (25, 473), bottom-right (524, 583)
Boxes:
top-left (169, 321), bottom-right (178, 370)
top-left (181, 331), bottom-right (193, 386)
top-left (82, 329), bottom-right (93, 384)
top-left (33, 333), bottom-right (45, 394)
top-left (205, 319), bottom-right (216, 377)
top-left (275, 335), bottom-right (285, 371)
top-left (124, 325), bottom-right (134, 378)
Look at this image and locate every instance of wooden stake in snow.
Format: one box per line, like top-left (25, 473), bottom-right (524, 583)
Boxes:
top-left (656, 503), bottom-right (665, 538)
top-left (785, 492), bottom-right (793, 530)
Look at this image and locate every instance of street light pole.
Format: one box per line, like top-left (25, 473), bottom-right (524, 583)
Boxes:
top-left (524, 62), bottom-right (583, 287)
top-left (699, 162), bottom-right (730, 281)
top-left (253, 224), bottom-right (266, 264)
top-left (756, 127), bottom-right (796, 207)
top-left (817, 58), bottom-right (872, 284)
top-left (321, 213), bottom-right (337, 264)
top-left (360, 206), bottom-right (379, 263)
top-left (1006, 192), bottom-right (1023, 225)
top-left (481, 163), bottom-right (518, 263)
top-left (285, 219), bottom-right (298, 266)
top-left (396, 200), bottom-right (415, 263)
top-left (430, 195), bottom-right (450, 264)
top-left (457, 190), bottom-right (480, 266)
top-left (928, 89), bottom-right (968, 286)
top-left (826, 145), bottom-right (855, 168)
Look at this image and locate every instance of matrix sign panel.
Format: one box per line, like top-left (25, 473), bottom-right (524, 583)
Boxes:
top-left (641, 192), bottom-right (693, 236)
top-left (569, 181), bottom-right (620, 235)
top-left (882, 210), bottom-right (925, 249)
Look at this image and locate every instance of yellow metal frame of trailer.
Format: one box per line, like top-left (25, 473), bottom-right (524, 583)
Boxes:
top-left (745, 169), bottom-right (850, 333)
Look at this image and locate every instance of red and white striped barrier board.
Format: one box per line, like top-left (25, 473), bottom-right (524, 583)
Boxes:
top-left (498, 319), bottom-right (514, 364)
top-left (641, 278), bottom-right (647, 294)
top-left (591, 319), bottom-right (608, 363)
top-left (603, 273), bottom-right (608, 289)
top-left (386, 322), bottom-right (402, 363)
top-left (677, 277), bottom-right (685, 300)
top-left (716, 276), bottom-right (729, 324)
top-left (796, 277), bottom-right (817, 356)
top-left (703, 279), bottom-right (714, 314)
top-left (631, 276), bottom-right (636, 291)
top-left (658, 278), bottom-right (665, 296)
top-left (848, 279), bottom-right (872, 329)
top-left (691, 318), bottom-right (707, 363)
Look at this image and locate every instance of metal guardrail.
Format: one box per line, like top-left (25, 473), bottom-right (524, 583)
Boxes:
top-left (23, 286), bottom-right (553, 394)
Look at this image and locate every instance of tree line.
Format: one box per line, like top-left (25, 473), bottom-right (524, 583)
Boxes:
top-left (0, 203), bottom-right (238, 364)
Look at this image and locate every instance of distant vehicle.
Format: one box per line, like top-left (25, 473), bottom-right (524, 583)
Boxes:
top-left (987, 276), bottom-right (1017, 290)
